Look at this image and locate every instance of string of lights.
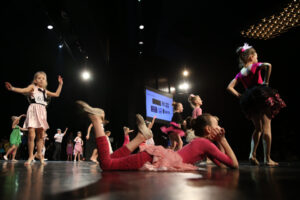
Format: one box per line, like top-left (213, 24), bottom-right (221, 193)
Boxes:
top-left (241, 0), bottom-right (300, 40)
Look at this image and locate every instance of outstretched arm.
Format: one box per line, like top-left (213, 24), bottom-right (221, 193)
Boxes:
top-left (148, 116), bottom-right (156, 129)
top-left (46, 75), bottom-right (63, 97)
top-left (63, 127), bottom-right (68, 136)
top-left (261, 63), bottom-right (272, 86)
top-left (227, 79), bottom-right (241, 98)
top-left (5, 83), bottom-right (34, 95)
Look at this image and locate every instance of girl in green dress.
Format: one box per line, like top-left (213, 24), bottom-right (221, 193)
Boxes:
top-left (4, 114), bottom-right (27, 161)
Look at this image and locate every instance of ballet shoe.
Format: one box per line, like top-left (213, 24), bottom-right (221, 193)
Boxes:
top-left (3, 155), bottom-right (8, 160)
top-left (136, 114), bottom-right (153, 139)
top-left (76, 100), bottom-right (105, 120)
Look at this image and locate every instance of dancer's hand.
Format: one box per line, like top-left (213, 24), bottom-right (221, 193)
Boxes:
top-left (207, 127), bottom-right (225, 141)
top-left (86, 135), bottom-right (90, 140)
top-left (58, 75), bottom-right (63, 85)
top-left (5, 82), bottom-right (13, 91)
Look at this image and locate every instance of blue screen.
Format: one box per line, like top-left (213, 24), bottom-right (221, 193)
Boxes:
top-left (145, 88), bottom-right (173, 122)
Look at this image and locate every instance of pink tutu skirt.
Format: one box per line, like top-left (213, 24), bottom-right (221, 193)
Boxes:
top-left (74, 144), bottom-right (83, 154)
top-left (139, 145), bottom-right (198, 171)
top-left (23, 104), bottom-right (49, 130)
top-left (160, 125), bottom-right (185, 137)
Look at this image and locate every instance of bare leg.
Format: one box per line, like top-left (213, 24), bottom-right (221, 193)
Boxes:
top-left (174, 134), bottom-right (183, 151)
top-left (25, 128), bottom-right (35, 165)
top-left (4, 145), bottom-right (16, 159)
top-left (12, 147), bottom-right (18, 161)
top-left (74, 153), bottom-right (77, 161)
top-left (90, 149), bottom-right (99, 163)
top-left (78, 154), bottom-right (81, 162)
top-left (169, 133), bottom-right (182, 151)
top-left (262, 114), bottom-right (278, 166)
top-left (169, 133), bottom-right (176, 150)
top-left (36, 128), bottom-right (45, 164)
top-left (249, 116), bottom-right (262, 165)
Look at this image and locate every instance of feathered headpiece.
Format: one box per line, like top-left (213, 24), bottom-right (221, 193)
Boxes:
top-left (241, 43), bottom-right (252, 52)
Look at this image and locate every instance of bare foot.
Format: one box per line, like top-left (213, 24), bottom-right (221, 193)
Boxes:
top-left (25, 157), bottom-right (34, 165)
top-left (265, 159), bottom-right (279, 166)
top-left (249, 157), bottom-right (260, 166)
top-left (35, 153), bottom-right (45, 164)
top-left (91, 159), bottom-right (99, 164)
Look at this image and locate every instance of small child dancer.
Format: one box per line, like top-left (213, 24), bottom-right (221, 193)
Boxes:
top-left (5, 71), bottom-right (63, 164)
top-left (4, 114), bottom-right (27, 161)
top-left (122, 126), bottom-right (134, 146)
top-left (76, 100), bottom-right (239, 171)
top-left (227, 43), bottom-right (286, 166)
top-left (160, 102), bottom-right (185, 151)
top-left (188, 94), bottom-right (203, 119)
top-left (74, 131), bottom-right (83, 162)
top-left (66, 139), bottom-right (74, 161)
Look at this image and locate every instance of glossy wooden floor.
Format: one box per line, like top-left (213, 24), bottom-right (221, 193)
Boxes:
top-left (0, 160), bottom-right (298, 200)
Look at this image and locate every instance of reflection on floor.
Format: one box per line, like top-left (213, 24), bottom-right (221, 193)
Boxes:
top-left (0, 161), bottom-right (299, 200)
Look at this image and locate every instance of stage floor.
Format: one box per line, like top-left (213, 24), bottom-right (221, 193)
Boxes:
top-left (0, 160), bottom-right (299, 200)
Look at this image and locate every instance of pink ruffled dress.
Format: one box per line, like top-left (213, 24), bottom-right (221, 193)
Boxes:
top-left (23, 86), bottom-right (49, 130)
top-left (74, 138), bottom-right (83, 154)
top-left (139, 145), bottom-right (198, 171)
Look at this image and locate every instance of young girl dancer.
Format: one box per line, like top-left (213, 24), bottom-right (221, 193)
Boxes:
top-left (76, 100), bottom-right (238, 171)
top-left (66, 139), bottom-right (74, 161)
top-left (4, 114), bottom-right (27, 161)
top-left (160, 102), bottom-right (185, 151)
top-left (188, 94), bottom-right (203, 119)
top-left (5, 71), bottom-right (63, 164)
top-left (122, 126), bottom-right (134, 147)
top-left (227, 43), bottom-right (286, 166)
top-left (74, 131), bottom-right (84, 162)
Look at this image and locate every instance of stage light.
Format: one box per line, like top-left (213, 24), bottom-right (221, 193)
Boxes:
top-left (58, 43), bottom-right (64, 49)
top-left (47, 25), bottom-right (53, 30)
top-left (179, 82), bottom-right (190, 90)
top-left (81, 70), bottom-right (91, 80)
top-left (139, 25), bottom-right (144, 30)
top-left (170, 87), bottom-right (176, 92)
top-left (183, 70), bottom-right (189, 76)
top-left (139, 41), bottom-right (143, 45)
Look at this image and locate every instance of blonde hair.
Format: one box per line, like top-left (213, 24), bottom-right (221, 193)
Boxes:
top-left (32, 71), bottom-right (48, 88)
top-left (236, 47), bottom-right (256, 68)
top-left (172, 102), bottom-right (182, 111)
top-left (11, 116), bottom-right (18, 121)
top-left (123, 126), bottom-right (129, 132)
top-left (188, 94), bottom-right (200, 108)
